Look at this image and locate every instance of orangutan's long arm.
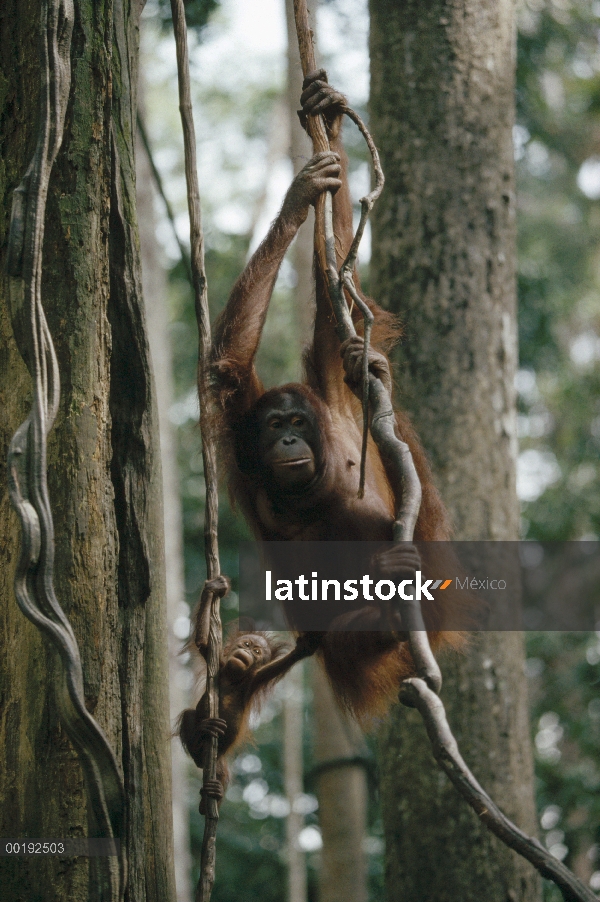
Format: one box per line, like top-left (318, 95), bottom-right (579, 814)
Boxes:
top-left (250, 633), bottom-right (322, 692)
top-left (211, 152), bottom-right (341, 414)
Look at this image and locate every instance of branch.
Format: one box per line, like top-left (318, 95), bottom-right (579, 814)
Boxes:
top-left (400, 680), bottom-right (599, 902)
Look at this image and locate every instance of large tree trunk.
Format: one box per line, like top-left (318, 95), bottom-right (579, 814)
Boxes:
top-left (369, 2), bottom-right (540, 900)
top-left (0, 3), bottom-right (176, 901)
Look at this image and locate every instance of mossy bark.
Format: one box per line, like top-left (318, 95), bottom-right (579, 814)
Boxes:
top-left (0, 2), bottom-right (176, 900)
top-left (369, 1), bottom-right (541, 899)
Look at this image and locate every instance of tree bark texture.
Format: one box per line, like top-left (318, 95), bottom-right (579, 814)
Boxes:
top-left (369, 2), bottom-right (540, 900)
top-left (0, 3), bottom-right (176, 901)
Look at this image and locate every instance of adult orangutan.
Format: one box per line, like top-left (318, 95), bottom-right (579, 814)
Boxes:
top-left (209, 71), bottom-right (465, 720)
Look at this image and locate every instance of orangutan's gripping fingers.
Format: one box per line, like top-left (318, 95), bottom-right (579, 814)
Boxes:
top-left (302, 68), bottom-right (328, 89)
top-left (300, 72), bottom-right (344, 109)
top-left (295, 631), bottom-right (324, 657)
top-left (374, 545), bottom-right (422, 579)
top-left (199, 717), bottom-right (227, 740)
top-left (300, 81), bottom-right (328, 106)
top-left (204, 575), bottom-right (230, 598)
top-left (341, 337), bottom-right (393, 395)
top-left (283, 153), bottom-right (342, 221)
top-left (376, 546), bottom-right (422, 567)
top-left (309, 92), bottom-right (347, 116)
top-left (200, 780), bottom-right (224, 802)
top-left (308, 161), bottom-right (342, 181)
top-left (345, 351), bottom-right (364, 387)
top-left (299, 71), bottom-right (346, 136)
top-left (304, 157), bottom-right (342, 183)
top-left (307, 150), bottom-right (341, 167)
top-left (312, 176), bottom-right (343, 196)
top-left (302, 86), bottom-right (340, 112)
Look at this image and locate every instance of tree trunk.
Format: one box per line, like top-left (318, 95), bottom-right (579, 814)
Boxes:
top-left (369, 1), bottom-right (540, 900)
top-left (0, 3), bottom-right (176, 901)
top-left (137, 77), bottom-right (193, 902)
top-left (312, 666), bottom-right (368, 902)
top-left (283, 664), bottom-right (308, 902)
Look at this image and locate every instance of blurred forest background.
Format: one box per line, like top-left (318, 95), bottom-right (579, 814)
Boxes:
top-left (139, 0), bottom-right (600, 899)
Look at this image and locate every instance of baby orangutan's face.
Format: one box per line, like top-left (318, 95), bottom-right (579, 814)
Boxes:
top-left (225, 635), bottom-right (271, 676)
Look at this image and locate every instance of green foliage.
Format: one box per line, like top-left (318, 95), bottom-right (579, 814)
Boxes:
top-left (517, 3), bottom-right (600, 894)
top-left (526, 633), bottom-right (600, 896)
top-left (516, 0), bottom-right (600, 541)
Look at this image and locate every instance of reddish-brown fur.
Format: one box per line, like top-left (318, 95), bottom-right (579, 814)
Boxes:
top-left (179, 629), bottom-right (313, 801)
top-left (209, 85), bottom-right (467, 723)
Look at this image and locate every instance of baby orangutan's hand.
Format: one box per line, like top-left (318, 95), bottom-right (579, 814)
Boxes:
top-left (199, 779), bottom-right (224, 814)
top-left (295, 631), bottom-right (323, 658)
top-left (204, 575), bottom-right (230, 598)
top-left (199, 717), bottom-right (227, 741)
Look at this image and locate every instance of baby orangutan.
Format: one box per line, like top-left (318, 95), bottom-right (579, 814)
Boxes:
top-left (178, 577), bottom-right (318, 811)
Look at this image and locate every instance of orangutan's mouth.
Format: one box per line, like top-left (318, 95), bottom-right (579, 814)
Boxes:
top-left (232, 649), bottom-right (253, 666)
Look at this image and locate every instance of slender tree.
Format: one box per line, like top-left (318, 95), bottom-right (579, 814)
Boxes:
top-left (312, 668), bottom-right (369, 902)
top-left (0, 3), bottom-right (176, 900)
top-left (369, 1), bottom-right (541, 899)
top-left (137, 86), bottom-right (193, 902)
top-left (283, 664), bottom-right (308, 902)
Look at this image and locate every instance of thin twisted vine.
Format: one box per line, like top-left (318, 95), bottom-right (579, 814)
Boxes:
top-left (169, 3), bottom-right (223, 901)
top-left (5, 2), bottom-right (126, 900)
top-left (137, 111), bottom-right (193, 285)
top-left (293, 3), bottom-right (598, 900)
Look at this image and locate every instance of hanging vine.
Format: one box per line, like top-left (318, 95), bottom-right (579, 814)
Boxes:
top-left (168, 3), bottom-right (223, 901)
